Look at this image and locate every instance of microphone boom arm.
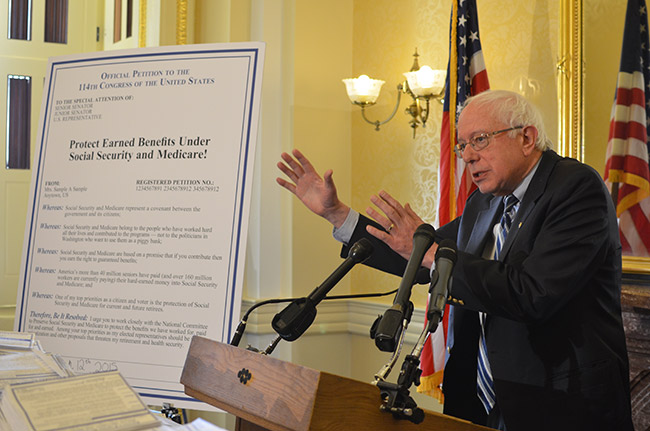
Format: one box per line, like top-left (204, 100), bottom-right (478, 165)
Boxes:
top-left (375, 239), bottom-right (458, 424)
top-left (373, 306), bottom-right (430, 425)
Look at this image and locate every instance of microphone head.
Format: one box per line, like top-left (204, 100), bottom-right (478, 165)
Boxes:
top-left (347, 238), bottom-right (374, 263)
top-left (412, 223), bottom-right (436, 249)
top-left (414, 223), bottom-right (436, 239)
top-left (373, 307), bottom-right (403, 352)
top-left (271, 298), bottom-right (317, 341)
top-left (436, 239), bottom-right (458, 263)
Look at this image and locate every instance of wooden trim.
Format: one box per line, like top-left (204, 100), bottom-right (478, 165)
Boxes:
top-left (138, 0), bottom-right (147, 47)
top-left (558, 0), bottom-right (583, 160)
top-left (176, 0), bottom-right (187, 45)
top-left (113, 0), bottom-right (122, 43)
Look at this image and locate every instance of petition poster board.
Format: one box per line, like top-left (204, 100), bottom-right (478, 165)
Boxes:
top-left (15, 42), bottom-right (264, 408)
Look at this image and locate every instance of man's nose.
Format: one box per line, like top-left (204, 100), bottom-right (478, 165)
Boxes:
top-left (462, 145), bottom-right (479, 163)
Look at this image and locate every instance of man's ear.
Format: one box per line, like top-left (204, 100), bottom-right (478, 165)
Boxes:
top-left (521, 125), bottom-right (539, 155)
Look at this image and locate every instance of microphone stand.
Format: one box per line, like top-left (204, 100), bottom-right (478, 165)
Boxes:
top-left (262, 335), bottom-right (282, 355)
top-left (374, 288), bottom-right (447, 424)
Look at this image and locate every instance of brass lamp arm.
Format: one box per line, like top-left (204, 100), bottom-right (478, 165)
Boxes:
top-left (359, 84), bottom-right (404, 131)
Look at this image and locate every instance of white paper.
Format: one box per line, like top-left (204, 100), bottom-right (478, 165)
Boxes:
top-left (0, 371), bottom-right (159, 431)
top-left (0, 331), bottom-right (35, 350)
top-left (0, 348), bottom-right (68, 386)
top-left (15, 43), bottom-right (264, 408)
top-left (154, 418), bottom-right (227, 431)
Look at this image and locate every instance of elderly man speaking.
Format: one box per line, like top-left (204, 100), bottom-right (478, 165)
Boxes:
top-left (276, 90), bottom-right (633, 431)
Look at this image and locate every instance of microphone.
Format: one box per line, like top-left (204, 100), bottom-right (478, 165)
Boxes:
top-left (426, 239), bottom-right (457, 329)
top-left (271, 238), bottom-right (374, 341)
top-left (373, 224), bottom-right (436, 352)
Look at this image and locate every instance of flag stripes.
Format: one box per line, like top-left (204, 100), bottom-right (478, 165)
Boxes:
top-left (604, 0), bottom-right (650, 257)
top-left (419, 0), bottom-right (490, 402)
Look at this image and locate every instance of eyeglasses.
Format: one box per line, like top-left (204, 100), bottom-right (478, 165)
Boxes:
top-left (454, 126), bottom-right (523, 157)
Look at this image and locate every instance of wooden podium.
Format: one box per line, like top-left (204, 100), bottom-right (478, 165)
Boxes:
top-left (181, 336), bottom-right (492, 431)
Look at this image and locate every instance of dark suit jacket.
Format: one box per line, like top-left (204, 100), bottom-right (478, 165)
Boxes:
top-left (343, 150), bottom-right (633, 430)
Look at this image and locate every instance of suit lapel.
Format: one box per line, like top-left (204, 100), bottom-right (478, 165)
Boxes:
top-left (499, 150), bottom-right (561, 259)
top-left (465, 195), bottom-right (502, 255)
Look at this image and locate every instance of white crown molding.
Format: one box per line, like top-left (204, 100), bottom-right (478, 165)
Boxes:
top-left (240, 298), bottom-right (428, 344)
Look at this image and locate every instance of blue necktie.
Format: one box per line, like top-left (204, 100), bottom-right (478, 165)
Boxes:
top-left (477, 194), bottom-right (519, 413)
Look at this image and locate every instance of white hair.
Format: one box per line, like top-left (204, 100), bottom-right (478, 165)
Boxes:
top-left (460, 90), bottom-right (551, 151)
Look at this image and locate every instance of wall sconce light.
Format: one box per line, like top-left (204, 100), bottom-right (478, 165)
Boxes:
top-left (342, 49), bottom-right (445, 138)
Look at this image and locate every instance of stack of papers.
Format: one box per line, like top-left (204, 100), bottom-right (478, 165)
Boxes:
top-left (0, 370), bottom-right (160, 430)
top-left (0, 331), bottom-right (227, 431)
top-left (0, 344), bottom-right (71, 389)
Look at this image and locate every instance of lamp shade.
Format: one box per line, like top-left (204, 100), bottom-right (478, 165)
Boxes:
top-left (403, 66), bottom-right (446, 97)
top-left (342, 75), bottom-right (385, 104)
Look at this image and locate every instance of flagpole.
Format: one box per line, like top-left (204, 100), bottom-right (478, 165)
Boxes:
top-left (448, 0), bottom-right (459, 221)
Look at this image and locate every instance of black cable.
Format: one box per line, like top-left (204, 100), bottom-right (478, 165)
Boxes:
top-left (230, 288), bottom-right (399, 346)
top-left (242, 288), bottom-right (399, 321)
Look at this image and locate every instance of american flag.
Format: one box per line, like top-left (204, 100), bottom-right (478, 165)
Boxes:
top-left (418, 0), bottom-right (490, 402)
top-left (605, 0), bottom-right (650, 257)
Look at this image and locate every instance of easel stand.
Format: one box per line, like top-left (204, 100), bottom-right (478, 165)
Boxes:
top-left (181, 336), bottom-right (492, 431)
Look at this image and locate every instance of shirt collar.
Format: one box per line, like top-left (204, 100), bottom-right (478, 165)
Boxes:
top-left (510, 156), bottom-right (542, 203)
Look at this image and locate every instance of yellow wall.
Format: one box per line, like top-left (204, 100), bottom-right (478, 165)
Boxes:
top-left (584, 0), bottom-right (626, 176)
top-left (192, 0), bottom-right (353, 303)
top-left (292, 0), bottom-right (354, 297)
top-left (194, 0), bottom-right (251, 43)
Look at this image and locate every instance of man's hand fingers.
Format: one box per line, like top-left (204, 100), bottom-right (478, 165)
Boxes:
top-left (292, 149), bottom-right (316, 174)
top-left (404, 203), bottom-right (424, 224)
top-left (280, 152), bottom-right (306, 177)
top-left (378, 190), bottom-right (406, 216)
top-left (367, 225), bottom-right (390, 243)
top-left (370, 194), bottom-right (402, 224)
top-left (276, 177), bottom-right (296, 194)
top-left (366, 225), bottom-right (412, 261)
top-left (277, 161), bottom-right (299, 183)
top-left (366, 206), bottom-right (391, 230)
